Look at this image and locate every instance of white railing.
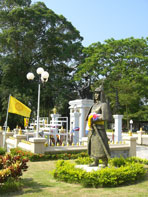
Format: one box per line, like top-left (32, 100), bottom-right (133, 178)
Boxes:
top-left (27, 116), bottom-right (68, 146)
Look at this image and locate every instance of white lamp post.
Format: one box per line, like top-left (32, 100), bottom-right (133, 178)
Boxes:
top-left (26, 67), bottom-right (49, 138)
top-left (130, 119), bottom-right (133, 132)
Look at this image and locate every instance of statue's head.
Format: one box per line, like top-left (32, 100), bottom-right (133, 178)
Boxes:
top-left (94, 85), bottom-right (106, 102)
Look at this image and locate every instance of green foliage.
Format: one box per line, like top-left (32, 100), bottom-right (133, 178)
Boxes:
top-left (10, 147), bottom-right (88, 161)
top-left (53, 160), bottom-right (85, 184)
top-left (0, 153), bottom-right (28, 184)
top-left (0, 177), bottom-right (22, 194)
top-left (75, 155), bottom-right (148, 167)
top-left (29, 152), bottom-right (88, 162)
top-left (109, 156), bottom-right (148, 166)
top-left (126, 156), bottom-right (148, 165)
top-left (0, 0), bottom-right (83, 127)
top-left (0, 0), bottom-right (31, 8)
top-left (75, 37), bottom-right (148, 128)
top-left (10, 147), bottom-right (34, 158)
top-left (0, 147), bottom-right (6, 155)
top-left (109, 156), bottom-right (126, 167)
top-left (53, 159), bottom-right (147, 188)
top-left (75, 156), bottom-right (94, 165)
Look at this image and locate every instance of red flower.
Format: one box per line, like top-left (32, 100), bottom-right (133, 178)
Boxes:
top-left (93, 114), bottom-right (100, 121)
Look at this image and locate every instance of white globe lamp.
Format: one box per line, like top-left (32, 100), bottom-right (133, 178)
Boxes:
top-left (26, 72), bottom-right (35, 80)
top-left (36, 67), bottom-right (44, 75)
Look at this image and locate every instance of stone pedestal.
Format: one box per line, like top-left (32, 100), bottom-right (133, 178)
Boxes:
top-left (3, 132), bottom-right (14, 148)
top-left (123, 136), bottom-right (137, 157)
top-left (72, 111), bottom-right (80, 144)
top-left (137, 130), bottom-right (145, 145)
top-left (69, 99), bottom-right (93, 143)
top-left (13, 134), bottom-right (26, 148)
top-left (82, 137), bottom-right (88, 146)
top-left (113, 115), bottom-right (123, 143)
top-left (29, 137), bottom-right (46, 154)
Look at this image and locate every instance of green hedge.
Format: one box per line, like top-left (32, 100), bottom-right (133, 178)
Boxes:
top-left (0, 154), bottom-right (28, 184)
top-left (75, 156), bottom-right (94, 165)
top-left (9, 148), bottom-right (148, 167)
top-left (53, 159), bottom-right (147, 188)
top-left (10, 148), bottom-right (88, 161)
top-left (0, 147), bottom-right (6, 155)
top-left (76, 156), bottom-right (148, 166)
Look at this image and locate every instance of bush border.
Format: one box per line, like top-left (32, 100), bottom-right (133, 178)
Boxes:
top-left (53, 159), bottom-right (147, 188)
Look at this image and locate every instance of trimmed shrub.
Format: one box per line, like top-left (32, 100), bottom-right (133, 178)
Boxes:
top-left (0, 177), bottom-right (22, 193)
top-left (76, 155), bottom-right (148, 167)
top-left (75, 156), bottom-right (93, 165)
top-left (0, 154), bottom-right (28, 184)
top-left (109, 156), bottom-right (126, 167)
top-left (10, 148), bottom-right (33, 158)
top-left (53, 158), bottom-right (147, 188)
top-left (126, 156), bottom-right (148, 165)
top-left (53, 160), bottom-right (86, 184)
top-left (10, 148), bottom-right (88, 161)
top-left (0, 147), bottom-right (6, 155)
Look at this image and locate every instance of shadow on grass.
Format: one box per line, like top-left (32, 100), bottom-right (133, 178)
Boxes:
top-left (1, 178), bottom-right (53, 197)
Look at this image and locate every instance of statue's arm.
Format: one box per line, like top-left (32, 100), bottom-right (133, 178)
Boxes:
top-left (102, 103), bottom-right (112, 121)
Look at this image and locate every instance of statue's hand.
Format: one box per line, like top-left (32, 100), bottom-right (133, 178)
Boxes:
top-left (92, 114), bottom-right (101, 122)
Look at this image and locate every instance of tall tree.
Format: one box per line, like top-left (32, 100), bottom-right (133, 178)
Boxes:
top-left (0, 0), bottom-right (83, 127)
top-left (75, 37), bottom-right (148, 128)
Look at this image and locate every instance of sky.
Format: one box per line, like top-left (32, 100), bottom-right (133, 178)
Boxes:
top-left (31, 0), bottom-right (148, 47)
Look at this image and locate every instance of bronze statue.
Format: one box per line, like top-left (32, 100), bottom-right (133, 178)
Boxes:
top-left (76, 75), bottom-right (92, 99)
top-left (86, 85), bottom-right (112, 167)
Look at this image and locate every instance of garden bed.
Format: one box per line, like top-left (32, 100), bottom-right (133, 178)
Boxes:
top-left (53, 157), bottom-right (147, 188)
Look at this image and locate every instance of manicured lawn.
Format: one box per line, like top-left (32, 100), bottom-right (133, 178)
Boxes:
top-left (2, 160), bottom-right (148, 197)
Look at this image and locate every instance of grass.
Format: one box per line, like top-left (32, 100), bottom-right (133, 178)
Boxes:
top-left (1, 161), bottom-right (148, 197)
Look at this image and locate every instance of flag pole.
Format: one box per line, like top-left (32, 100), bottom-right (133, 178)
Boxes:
top-left (3, 94), bottom-right (11, 147)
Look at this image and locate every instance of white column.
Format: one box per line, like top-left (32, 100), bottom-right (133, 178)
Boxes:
top-left (113, 115), bottom-right (123, 143)
top-left (79, 107), bottom-right (85, 142)
top-left (69, 112), bottom-right (74, 133)
top-left (50, 114), bottom-right (61, 142)
top-left (73, 111), bottom-right (80, 144)
top-left (69, 99), bottom-right (93, 143)
top-left (36, 83), bottom-right (41, 138)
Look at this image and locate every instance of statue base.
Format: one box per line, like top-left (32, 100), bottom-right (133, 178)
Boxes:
top-left (75, 164), bottom-right (108, 172)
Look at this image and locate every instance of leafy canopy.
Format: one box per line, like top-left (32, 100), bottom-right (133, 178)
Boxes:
top-left (0, 0), bottom-right (83, 127)
top-left (75, 37), bottom-right (148, 126)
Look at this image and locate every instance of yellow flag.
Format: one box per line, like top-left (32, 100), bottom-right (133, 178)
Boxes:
top-left (8, 96), bottom-right (31, 117)
top-left (24, 118), bottom-right (29, 127)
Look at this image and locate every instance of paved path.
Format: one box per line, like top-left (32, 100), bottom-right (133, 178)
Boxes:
top-left (136, 145), bottom-right (148, 159)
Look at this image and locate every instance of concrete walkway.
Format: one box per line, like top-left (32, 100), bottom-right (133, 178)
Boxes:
top-left (136, 145), bottom-right (148, 159)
